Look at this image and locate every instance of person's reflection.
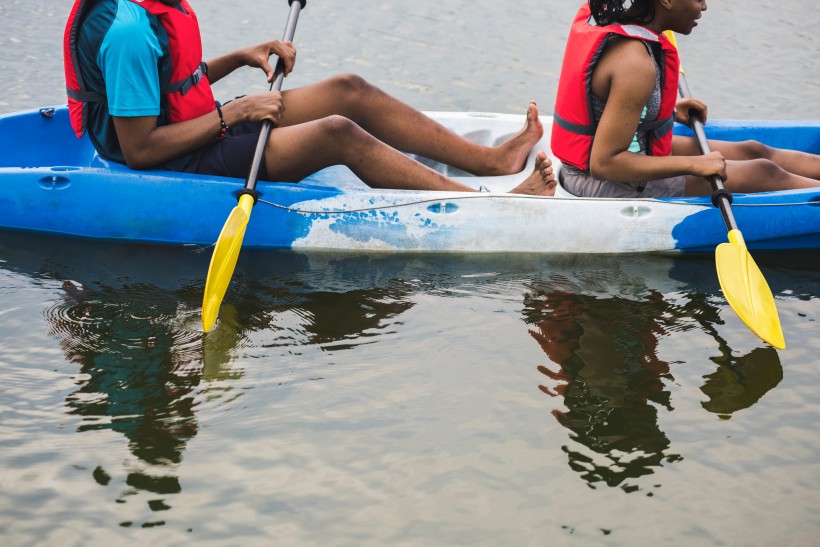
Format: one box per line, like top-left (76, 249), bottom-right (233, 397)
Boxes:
top-left (523, 282), bottom-right (783, 492)
top-left (49, 281), bottom-right (204, 527)
top-left (43, 251), bottom-right (415, 527)
top-left (525, 288), bottom-right (677, 491)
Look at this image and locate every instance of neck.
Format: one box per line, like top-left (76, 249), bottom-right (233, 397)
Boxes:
top-left (645, 22), bottom-right (664, 35)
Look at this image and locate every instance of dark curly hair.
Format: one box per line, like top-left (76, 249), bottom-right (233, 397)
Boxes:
top-left (588, 0), bottom-right (656, 26)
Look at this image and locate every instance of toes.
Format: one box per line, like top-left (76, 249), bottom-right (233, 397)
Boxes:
top-left (527, 101), bottom-right (540, 122)
top-left (533, 151), bottom-right (549, 172)
top-left (539, 161), bottom-right (555, 184)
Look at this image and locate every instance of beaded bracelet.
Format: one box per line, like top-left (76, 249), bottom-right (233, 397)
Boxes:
top-left (215, 103), bottom-right (228, 141)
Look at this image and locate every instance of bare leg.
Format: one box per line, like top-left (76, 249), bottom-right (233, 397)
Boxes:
top-left (262, 116), bottom-right (556, 195)
top-left (673, 135), bottom-right (820, 180)
top-left (279, 74), bottom-right (543, 176)
top-left (685, 158), bottom-right (819, 196)
top-left (263, 116), bottom-right (471, 191)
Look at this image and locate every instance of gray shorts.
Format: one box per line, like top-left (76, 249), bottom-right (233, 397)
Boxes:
top-left (560, 169), bottom-right (686, 198)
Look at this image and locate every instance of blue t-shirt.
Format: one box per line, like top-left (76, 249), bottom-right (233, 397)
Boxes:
top-left (78, 0), bottom-right (192, 168)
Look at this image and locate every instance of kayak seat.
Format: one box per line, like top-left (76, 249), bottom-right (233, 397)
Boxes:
top-left (0, 106), bottom-right (100, 169)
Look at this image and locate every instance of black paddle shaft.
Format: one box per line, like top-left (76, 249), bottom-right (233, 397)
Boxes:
top-left (677, 75), bottom-right (739, 232)
top-left (243, 0), bottom-right (306, 193)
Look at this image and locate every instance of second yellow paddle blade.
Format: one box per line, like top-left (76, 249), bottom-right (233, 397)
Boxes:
top-left (715, 230), bottom-right (786, 349)
top-left (202, 194), bottom-right (255, 332)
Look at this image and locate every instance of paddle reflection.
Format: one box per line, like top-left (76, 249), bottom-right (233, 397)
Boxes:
top-left (523, 261), bottom-right (783, 492)
top-left (702, 347), bottom-right (782, 418)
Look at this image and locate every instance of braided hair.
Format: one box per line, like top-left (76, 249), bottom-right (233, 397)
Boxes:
top-left (588, 0), bottom-right (656, 26)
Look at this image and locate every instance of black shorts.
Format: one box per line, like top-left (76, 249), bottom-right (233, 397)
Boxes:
top-left (180, 121), bottom-right (270, 181)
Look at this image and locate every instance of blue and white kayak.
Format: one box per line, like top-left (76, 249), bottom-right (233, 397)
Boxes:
top-left (1, 105), bottom-right (818, 253)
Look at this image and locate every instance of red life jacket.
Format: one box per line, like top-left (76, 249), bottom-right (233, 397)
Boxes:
top-left (551, 4), bottom-right (679, 172)
top-left (64, 0), bottom-right (215, 138)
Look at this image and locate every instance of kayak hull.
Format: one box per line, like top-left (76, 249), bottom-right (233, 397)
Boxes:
top-left (1, 106), bottom-right (819, 253)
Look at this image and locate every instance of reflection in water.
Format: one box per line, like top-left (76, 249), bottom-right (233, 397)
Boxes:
top-left (2, 233), bottom-right (416, 528)
top-left (46, 276), bottom-right (415, 525)
top-left (47, 281), bottom-right (207, 527)
top-left (1, 231), bottom-right (793, 521)
top-left (228, 273), bottom-right (415, 351)
top-left (703, 347), bottom-right (783, 418)
top-left (523, 260), bottom-right (783, 492)
top-left (674, 257), bottom-right (785, 419)
top-left (525, 288), bottom-right (679, 492)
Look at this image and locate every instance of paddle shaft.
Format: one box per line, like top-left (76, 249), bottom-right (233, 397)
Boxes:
top-left (676, 72), bottom-right (739, 233)
top-left (244, 0), bottom-right (305, 191)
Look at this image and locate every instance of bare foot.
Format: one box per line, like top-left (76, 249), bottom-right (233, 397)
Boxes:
top-left (509, 151), bottom-right (556, 196)
top-left (490, 101), bottom-right (544, 175)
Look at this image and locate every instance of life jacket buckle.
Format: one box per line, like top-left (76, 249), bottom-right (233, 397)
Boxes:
top-left (178, 62), bottom-right (206, 96)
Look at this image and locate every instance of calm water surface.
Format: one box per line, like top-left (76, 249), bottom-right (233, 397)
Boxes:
top-left (1, 1), bottom-right (819, 545)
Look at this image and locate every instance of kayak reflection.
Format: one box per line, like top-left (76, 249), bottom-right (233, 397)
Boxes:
top-left (523, 257), bottom-right (783, 492)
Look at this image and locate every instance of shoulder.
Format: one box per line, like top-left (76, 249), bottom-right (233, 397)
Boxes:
top-left (593, 37), bottom-right (657, 104)
top-left (598, 36), bottom-right (656, 77)
top-left (595, 36), bottom-right (656, 93)
top-left (105, 0), bottom-right (158, 43)
top-left (96, 0), bottom-right (164, 113)
top-left (99, 0), bottom-right (163, 62)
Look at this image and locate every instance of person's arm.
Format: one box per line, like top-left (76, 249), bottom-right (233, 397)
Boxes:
top-left (113, 93), bottom-right (285, 170)
top-left (101, 19), bottom-right (287, 169)
top-left (588, 38), bottom-right (724, 183)
top-left (113, 112), bottom-right (222, 169)
top-left (206, 40), bottom-right (297, 84)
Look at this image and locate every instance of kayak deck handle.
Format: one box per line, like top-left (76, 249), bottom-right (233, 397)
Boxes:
top-left (620, 205), bottom-right (652, 218)
top-left (38, 175), bottom-right (71, 190)
top-left (427, 202), bottom-right (460, 214)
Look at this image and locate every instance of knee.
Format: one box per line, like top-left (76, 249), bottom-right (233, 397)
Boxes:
top-left (319, 114), bottom-right (360, 140)
top-left (328, 73), bottom-right (372, 99)
top-left (747, 157), bottom-right (785, 180)
top-left (736, 139), bottom-right (773, 160)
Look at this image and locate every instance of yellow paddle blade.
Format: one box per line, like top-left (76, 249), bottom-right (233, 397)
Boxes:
top-left (202, 194), bottom-right (255, 332)
top-left (715, 230), bottom-right (786, 349)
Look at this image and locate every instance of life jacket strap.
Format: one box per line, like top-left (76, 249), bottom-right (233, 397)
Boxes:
top-left (638, 115), bottom-right (675, 139)
top-left (165, 61), bottom-right (208, 96)
top-left (66, 87), bottom-right (105, 103)
top-left (555, 112), bottom-right (674, 140)
top-left (553, 112), bottom-right (596, 136)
